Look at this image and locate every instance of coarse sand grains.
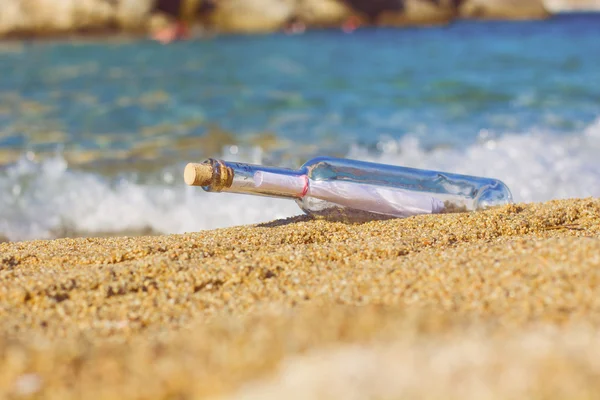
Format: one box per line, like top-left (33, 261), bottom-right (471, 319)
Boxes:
top-left (0, 198), bottom-right (599, 399)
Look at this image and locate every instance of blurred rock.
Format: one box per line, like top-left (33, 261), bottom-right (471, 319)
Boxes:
top-left (1, 0), bottom-right (582, 38)
top-left (296, 0), bottom-right (354, 27)
top-left (207, 0), bottom-right (295, 34)
top-left (459, 0), bottom-right (550, 20)
top-left (116, 0), bottom-right (155, 29)
top-left (147, 12), bottom-right (173, 33)
top-left (342, 0), bottom-right (405, 20)
top-left (376, 0), bottom-right (457, 26)
top-left (544, 0), bottom-right (600, 12)
top-left (0, 0), bottom-right (154, 37)
top-left (207, 0), bottom-right (361, 33)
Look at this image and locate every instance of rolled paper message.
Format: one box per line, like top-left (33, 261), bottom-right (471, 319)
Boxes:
top-left (254, 171), bottom-right (308, 197)
top-left (308, 179), bottom-right (445, 217)
top-left (254, 170), bottom-right (444, 217)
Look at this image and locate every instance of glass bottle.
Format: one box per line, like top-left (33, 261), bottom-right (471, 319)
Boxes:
top-left (184, 156), bottom-right (513, 222)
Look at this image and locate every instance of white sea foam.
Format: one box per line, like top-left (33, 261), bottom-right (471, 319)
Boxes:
top-left (0, 154), bottom-right (299, 242)
top-left (1, 119), bottom-right (599, 241)
top-left (349, 118), bottom-right (600, 203)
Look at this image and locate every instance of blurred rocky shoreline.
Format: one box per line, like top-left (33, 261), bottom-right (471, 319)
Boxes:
top-left (0, 0), bottom-right (599, 39)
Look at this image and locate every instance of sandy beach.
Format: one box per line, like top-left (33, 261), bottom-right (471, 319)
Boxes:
top-left (0, 198), bottom-right (598, 398)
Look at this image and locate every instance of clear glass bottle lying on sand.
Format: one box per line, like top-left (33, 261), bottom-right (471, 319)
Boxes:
top-left (184, 157), bottom-right (513, 222)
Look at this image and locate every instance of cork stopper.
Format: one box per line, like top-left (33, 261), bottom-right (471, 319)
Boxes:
top-left (184, 163), bottom-right (214, 186)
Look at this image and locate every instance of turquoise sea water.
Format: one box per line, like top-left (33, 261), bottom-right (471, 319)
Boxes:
top-left (1, 14), bottom-right (599, 240)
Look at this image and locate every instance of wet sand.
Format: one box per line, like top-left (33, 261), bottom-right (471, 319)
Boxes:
top-left (0, 198), bottom-right (599, 399)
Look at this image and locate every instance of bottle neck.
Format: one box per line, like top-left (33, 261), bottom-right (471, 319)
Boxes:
top-left (200, 159), bottom-right (308, 199)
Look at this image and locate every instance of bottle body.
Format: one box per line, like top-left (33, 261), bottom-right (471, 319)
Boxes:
top-left (295, 157), bottom-right (512, 221)
top-left (186, 156), bottom-right (513, 222)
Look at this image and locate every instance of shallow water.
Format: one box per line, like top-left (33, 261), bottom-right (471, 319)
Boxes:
top-left (1, 14), bottom-right (599, 241)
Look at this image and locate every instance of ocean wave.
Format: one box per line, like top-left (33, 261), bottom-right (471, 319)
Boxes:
top-left (1, 119), bottom-right (599, 242)
top-left (350, 118), bottom-right (600, 204)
